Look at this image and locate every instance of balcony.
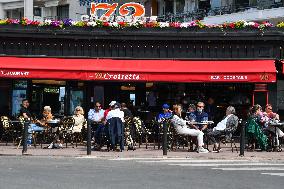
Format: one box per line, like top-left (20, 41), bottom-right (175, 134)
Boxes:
top-left (203, 4), bottom-right (284, 25)
top-left (158, 2), bottom-right (284, 24)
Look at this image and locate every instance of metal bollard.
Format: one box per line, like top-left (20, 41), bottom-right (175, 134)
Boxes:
top-left (22, 120), bottom-right (29, 155)
top-left (239, 122), bottom-right (245, 156)
top-left (87, 120), bottom-right (92, 155)
top-left (162, 121), bottom-right (168, 156)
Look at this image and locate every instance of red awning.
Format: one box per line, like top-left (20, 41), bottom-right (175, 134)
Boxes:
top-left (0, 57), bottom-right (276, 83)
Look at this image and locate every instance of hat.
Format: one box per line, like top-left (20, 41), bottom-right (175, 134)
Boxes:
top-left (114, 102), bottom-right (121, 109)
top-left (162, 104), bottom-right (170, 109)
top-left (109, 101), bottom-right (117, 107)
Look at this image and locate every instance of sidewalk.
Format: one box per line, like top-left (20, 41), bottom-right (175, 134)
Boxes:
top-left (0, 143), bottom-right (283, 161)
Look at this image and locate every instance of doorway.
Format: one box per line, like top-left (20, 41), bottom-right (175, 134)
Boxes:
top-left (31, 80), bottom-right (66, 117)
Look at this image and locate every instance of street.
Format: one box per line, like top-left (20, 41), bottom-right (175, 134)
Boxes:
top-left (0, 156), bottom-right (283, 189)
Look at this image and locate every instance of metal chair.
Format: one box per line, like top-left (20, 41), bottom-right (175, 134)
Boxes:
top-left (0, 116), bottom-right (22, 146)
top-left (124, 116), bottom-right (136, 151)
top-left (60, 117), bottom-right (75, 148)
top-left (133, 117), bottom-right (150, 149)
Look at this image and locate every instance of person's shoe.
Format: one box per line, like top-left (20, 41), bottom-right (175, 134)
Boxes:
top-left (197, 147), bottom-right (209, 153)
top-left (47, 143), bottom-right (53, 149)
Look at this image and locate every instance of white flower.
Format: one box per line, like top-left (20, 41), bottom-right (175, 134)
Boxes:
top-left (180, 22), bottom-right (189, 28)
top-left (110, 22), bottom-right (119, 27)
top-left (244, 22), bottom-right (255, 26)
top-left (159, 22), bottom-right (169, 28)
top-left (71, 21), bottom-right (77, 25)
top-left (44, 19), bottom-right (52, 25)
top-left (87, 21), bottom-right (97, 27)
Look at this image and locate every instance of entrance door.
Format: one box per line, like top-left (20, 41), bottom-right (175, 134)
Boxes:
top-left (31, 80), bottom-right (66, 117)
top-left (43, 87), bottom-right (61, 114)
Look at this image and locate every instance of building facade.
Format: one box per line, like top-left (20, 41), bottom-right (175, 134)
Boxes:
top-left (0, 24), bottom-right (283, 120)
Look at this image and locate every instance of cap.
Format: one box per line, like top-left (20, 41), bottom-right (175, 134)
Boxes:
top-left (109, 101), bottom-right (117, 107)
top-left (162, 104), bottom-right (170, 109)
top-left (114, 102), bottom-right (121, 109)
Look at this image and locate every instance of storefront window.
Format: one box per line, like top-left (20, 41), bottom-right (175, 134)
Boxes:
top-left (12, 80), bottom-right (28, 116)
top-left (70, 90), bottom-right (83, 115)
top-left (165, 0), bottom-right (174, 14)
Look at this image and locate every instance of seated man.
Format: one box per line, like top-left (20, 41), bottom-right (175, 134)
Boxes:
top-left (154, 104), bottom-right (172, 146)
top-left (186, 104), bottom-right (196, 121)
top-left (157, 104), bottom-right (172, 123)
top-left (88, 101), bottom-right (105, 149)
top-left (19, 99), bottom-right (44, 145)
top-left (171, 104), bottom-right (208, 153)
top-left (188, 102), bottom-right (209, 131)
top-left (207, 106), bottom-right (238, 152)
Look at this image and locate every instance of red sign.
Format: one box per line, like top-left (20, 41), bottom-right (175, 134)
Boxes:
top-left (89, 2), bottom-right (145, 20)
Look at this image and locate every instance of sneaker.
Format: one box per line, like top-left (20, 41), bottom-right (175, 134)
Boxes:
top-left (47, 143), bottom-right (53, 149)
top-left (197, 147), bottom-right (209, 153)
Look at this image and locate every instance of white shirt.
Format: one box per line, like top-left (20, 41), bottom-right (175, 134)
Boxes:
top-left (106, 108), bottom-right (125, 122)
top-left (88, 109), bottom-right (105, 122)
top-left (171, 114), bottom-right (187, 128)
top-left (213, 114), bottom-right (233, 131)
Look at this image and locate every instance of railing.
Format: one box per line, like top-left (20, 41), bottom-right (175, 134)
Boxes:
top-left (158, 2), bottom-right (284, 23)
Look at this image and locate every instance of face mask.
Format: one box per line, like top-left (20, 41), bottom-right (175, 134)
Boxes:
top-left (197, 108), bottom-right (203, 113)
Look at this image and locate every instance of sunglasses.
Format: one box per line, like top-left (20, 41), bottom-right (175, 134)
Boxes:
top-left (197, 106), bottom-right (204, 108)
top-left (95, 106), bottom-right (101, 108)
top-left (75, 109), bottom-right (80, 111)
top-left (267, 108), bottom-right (272, 110)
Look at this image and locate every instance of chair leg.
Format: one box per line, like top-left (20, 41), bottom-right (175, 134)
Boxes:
top-left (232, 139), bottom-right (238, 153)
top-left (33, 133), bottom-right (37, 148)
top-left (17, 139), bottom-right (22, 149)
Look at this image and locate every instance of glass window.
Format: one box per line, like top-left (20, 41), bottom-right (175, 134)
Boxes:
top-left (57, 5), bottom-right (69, 20)
top-left (12, 90), bottom-right (27, 116)
top-left (165, 0), bottom-right (174, 14)
top-left (70, 90), bottom-right (83, 115)
top-left (176, 0), bottom-right (185, 13)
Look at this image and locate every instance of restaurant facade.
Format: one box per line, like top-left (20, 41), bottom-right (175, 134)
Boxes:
top-left (0, 24), bottom-right (283, 120)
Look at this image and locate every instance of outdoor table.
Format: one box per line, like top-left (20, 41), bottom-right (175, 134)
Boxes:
top-left (186, 121), bottom-right (214, 125)
top-left (47, 119), bottom-right (61, 128)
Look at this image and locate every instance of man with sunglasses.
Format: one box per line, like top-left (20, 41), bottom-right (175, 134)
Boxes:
top-left (188, 102), bottom-right (209, 131)
top-left (88, 102), bottom-right (105, 150)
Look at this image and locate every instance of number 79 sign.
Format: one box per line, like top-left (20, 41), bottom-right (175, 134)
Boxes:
top-left (90, 2), bottom-right (145, 20)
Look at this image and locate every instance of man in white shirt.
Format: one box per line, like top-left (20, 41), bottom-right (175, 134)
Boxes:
top-left (106, 103), bottom-right (124, 122)
top-left (106, 102), bottom-right (125, 151)
top-left (87, 102), bottom-right (105, 149)
top-left (207, 106), bottom-right (238, 152)
top-left (88, 102), bottom-right (105, 123)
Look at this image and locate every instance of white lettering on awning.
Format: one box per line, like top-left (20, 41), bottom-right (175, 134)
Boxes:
top-left (0, 70), bottom-right (29, 76)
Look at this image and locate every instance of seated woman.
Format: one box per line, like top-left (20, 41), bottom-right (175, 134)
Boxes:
top-left (207, 106), bottom-right (238, 152)
top-left (264, 104), bottom-right (284, 139)
top-left (71, 106), bottom-right (85, 133)
top-left (37, 106), bottom-right (62, 149)
top-left (37, 106), bottom-right (54, 127)
top-left (171, 104), bottom-right (208, 153)
top-left (246, 104), bottom-right (268, 151)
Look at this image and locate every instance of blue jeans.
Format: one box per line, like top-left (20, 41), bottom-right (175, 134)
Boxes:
top-left (27, 124), bottom-right (45, 144)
